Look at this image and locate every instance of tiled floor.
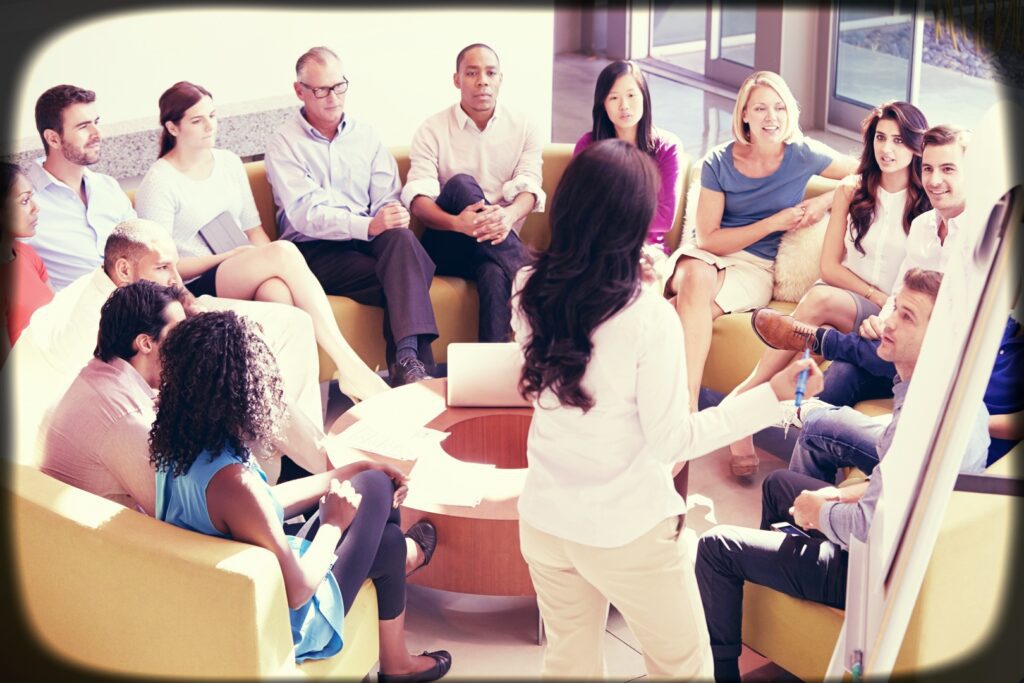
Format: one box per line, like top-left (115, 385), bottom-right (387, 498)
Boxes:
top-left (324, 53), bottom-right (829, 680)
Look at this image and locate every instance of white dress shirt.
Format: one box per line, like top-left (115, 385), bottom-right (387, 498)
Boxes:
top-left (25, 159), bottom-right (136, 291)
top-left (401, 104), bottom-right (545, 233)
top-left (879, 208), bottom-right (960, 320)
top-left (511, 269), bottom-right (783, 547)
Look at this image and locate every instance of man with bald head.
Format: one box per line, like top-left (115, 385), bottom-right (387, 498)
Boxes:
top-left (7, 218), bottom-right (327, 481)
top-left (403, 43), bottom-right (543, 342)
top-left (265, 46), bottom-right (439, 386)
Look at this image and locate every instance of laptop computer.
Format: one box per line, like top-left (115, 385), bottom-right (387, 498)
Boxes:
top-left (446, 342), bottom-right (531, 408)
top-left (197, 211), bottom-right (250, 254)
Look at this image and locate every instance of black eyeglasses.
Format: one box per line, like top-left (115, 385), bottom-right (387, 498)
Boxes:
top-left (299, 79), bottom-right (350, 99)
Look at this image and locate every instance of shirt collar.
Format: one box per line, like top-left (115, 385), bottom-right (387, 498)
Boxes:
top-left (296, 107), bottom-right (347, 141)
top-left (103, 356), bottom-right (158, 400)
top-left (453, 103), bottom-right (500, 132)
top-left (29, 156), bottom-right (96, 195)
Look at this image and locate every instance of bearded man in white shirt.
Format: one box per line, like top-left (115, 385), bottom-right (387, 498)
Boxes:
top-left (402, 43), bottom-right (544, 343)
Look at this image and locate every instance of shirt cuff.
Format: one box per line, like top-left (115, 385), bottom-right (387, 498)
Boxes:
top-left (817, 502), bottom-right (846, 549)
top-left (502, 176), bottom-right (546, 212)
top-left (349, 215), bottom-right (373, 242)
top-left (400, 177), bottom-right (441, 209)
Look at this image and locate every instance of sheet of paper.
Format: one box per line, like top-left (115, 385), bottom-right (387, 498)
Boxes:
top-left (402, 453), bottom-right (496, 508)
top-left (328, 419), bottom-right (449, 461)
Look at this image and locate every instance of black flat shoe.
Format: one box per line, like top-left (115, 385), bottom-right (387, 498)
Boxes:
top-left (378, 650), bottom-right (452, 683)
top-left (405, 520), bottom-right (437, 576)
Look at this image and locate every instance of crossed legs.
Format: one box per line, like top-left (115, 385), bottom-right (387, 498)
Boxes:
top-left (727, 284), bottom-right (861, 473)
top-left (214, 240), bottom-right (389, 401)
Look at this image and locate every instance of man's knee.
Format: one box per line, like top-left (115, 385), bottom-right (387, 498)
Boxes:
top-left (695, 527), bottom-right (742, 578)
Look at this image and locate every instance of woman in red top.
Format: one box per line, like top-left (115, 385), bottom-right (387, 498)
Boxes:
top-left (1, 162), bottom-right (52, 357)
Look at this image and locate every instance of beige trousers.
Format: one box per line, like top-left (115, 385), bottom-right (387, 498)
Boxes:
top-left (520, 516), bottom-right (714, 680)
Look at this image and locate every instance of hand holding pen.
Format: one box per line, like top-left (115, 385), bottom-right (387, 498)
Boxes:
top-left (769, 351), bottom-right (824, 407)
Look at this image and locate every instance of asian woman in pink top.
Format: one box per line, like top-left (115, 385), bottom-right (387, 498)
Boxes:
top-left (573, 60), bottom-right (683, 267)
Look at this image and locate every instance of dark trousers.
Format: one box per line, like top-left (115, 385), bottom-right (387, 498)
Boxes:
top-left (819, 331), bottom-right (896, 406)
top-left (422, 173), bottom-right (532, 343)
top-left (695, 470), bottom-right (849, 682)
top-left (297, 469), bottom-right (407, 620)
top-left (294, 230), bottom-right (438, 365)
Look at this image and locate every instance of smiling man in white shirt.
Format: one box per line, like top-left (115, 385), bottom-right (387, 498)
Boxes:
top-left (402, 43), bottom-right (544, 342)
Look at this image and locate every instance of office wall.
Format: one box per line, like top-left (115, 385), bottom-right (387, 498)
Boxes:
top-left (11, 6), bottom-right (555, 150)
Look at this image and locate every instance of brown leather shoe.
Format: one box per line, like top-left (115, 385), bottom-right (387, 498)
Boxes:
top-left (750, 307), bottom-right (819, 352)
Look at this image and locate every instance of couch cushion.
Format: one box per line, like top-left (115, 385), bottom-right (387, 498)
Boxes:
top-left (702, 301), bottom-right (797, 395)
top-left (316, 275), bottom-right (479, 382)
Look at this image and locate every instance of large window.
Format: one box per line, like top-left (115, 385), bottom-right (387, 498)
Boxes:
top-left (829, 0), bottom-right (1024, 131)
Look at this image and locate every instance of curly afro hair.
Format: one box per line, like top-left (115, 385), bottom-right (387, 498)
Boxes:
top-left (149, 310), bottom-right (287, 477)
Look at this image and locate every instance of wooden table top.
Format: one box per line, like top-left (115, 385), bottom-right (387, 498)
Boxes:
top-left (328, 378), bottom-right (533, 521)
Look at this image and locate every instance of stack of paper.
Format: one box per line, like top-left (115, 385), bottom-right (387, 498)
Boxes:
top-left (403, 453), bottom-right (496, 508)
top-left (328, 420), bottom-right (449, 461)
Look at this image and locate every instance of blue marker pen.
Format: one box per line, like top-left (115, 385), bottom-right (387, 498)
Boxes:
top-left (794, 347), bottom-right (811, 418)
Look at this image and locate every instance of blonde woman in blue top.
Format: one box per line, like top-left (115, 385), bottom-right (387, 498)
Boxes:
top-left (150, 310), bottom-right (451, 681)
top-left (663, 71), bottom-right (856, 472)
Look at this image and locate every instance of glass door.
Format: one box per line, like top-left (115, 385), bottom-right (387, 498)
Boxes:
top-left (705, 3), bottom-right (757, 86)
top-left (645, 1), bottom-right (756, 88)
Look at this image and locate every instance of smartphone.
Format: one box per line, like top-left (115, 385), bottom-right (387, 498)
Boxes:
top-left (771, 521), bottom-right (810, 538)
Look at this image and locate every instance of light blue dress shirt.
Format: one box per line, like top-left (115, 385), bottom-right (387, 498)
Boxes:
top-left (25, 159), bottom-right (136, 291)
top-left (818, 377), bottom-right (990, 549)
top-left (264, 109), bottom-right (402, 243)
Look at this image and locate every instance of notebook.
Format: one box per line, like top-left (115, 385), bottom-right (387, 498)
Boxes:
top-left (446, 342), bottom-right (531, 408)
top-left (197, 211), bottom-right (250, 254)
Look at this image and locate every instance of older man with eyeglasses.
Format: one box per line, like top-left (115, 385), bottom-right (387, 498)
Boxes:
top-left (265, 46), bottom-right (439, 386)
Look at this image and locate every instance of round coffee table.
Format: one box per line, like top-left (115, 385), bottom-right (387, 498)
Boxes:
top-left (329, 378), bottom-right (536, 596)
top-left (328, 378), bottom-right (690, 600)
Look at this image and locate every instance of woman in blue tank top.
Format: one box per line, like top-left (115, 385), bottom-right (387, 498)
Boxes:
top-left (149, 310), bottom-right (451, 682)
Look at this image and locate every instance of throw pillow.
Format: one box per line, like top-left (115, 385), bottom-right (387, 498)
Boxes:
top-left (772, 212), bottom-right (830, 302)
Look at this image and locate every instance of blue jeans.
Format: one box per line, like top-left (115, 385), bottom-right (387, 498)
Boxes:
top-left (790, 407), bottom-right (885, 484)
top-left (818, 330), bottom-right (896, 406)
top-left (422, 173), bottom-right (532, 342)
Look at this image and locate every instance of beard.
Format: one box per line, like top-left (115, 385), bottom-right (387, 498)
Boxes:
top-left (61, 139), bottom-right (100, 166)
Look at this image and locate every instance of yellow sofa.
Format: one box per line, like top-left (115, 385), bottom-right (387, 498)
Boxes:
top-left (740, 445), bottom-right (1021, 681)
top-left (243, 144), bottom-right (695, 382)
top-left (7, 463), bottom-right (380, 679)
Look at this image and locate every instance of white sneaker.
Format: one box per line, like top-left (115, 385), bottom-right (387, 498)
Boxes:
top-left (778, 397), bottom-right (836, 436)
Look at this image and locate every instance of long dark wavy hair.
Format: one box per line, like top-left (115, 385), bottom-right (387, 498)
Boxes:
top-left (158, 81), bottom-right (213, 158)
top-left (848, 101), bottom-right (930, 255)
top-left (518, 139), bottom-right (659, 412)
top-left (149, 311), bottom-right (286, 477)
top-left (590, 60), bottom-right (657, 156)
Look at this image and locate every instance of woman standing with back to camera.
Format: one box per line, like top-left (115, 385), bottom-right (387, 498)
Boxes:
top-left (511, 138), bottom-right (824, 679)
